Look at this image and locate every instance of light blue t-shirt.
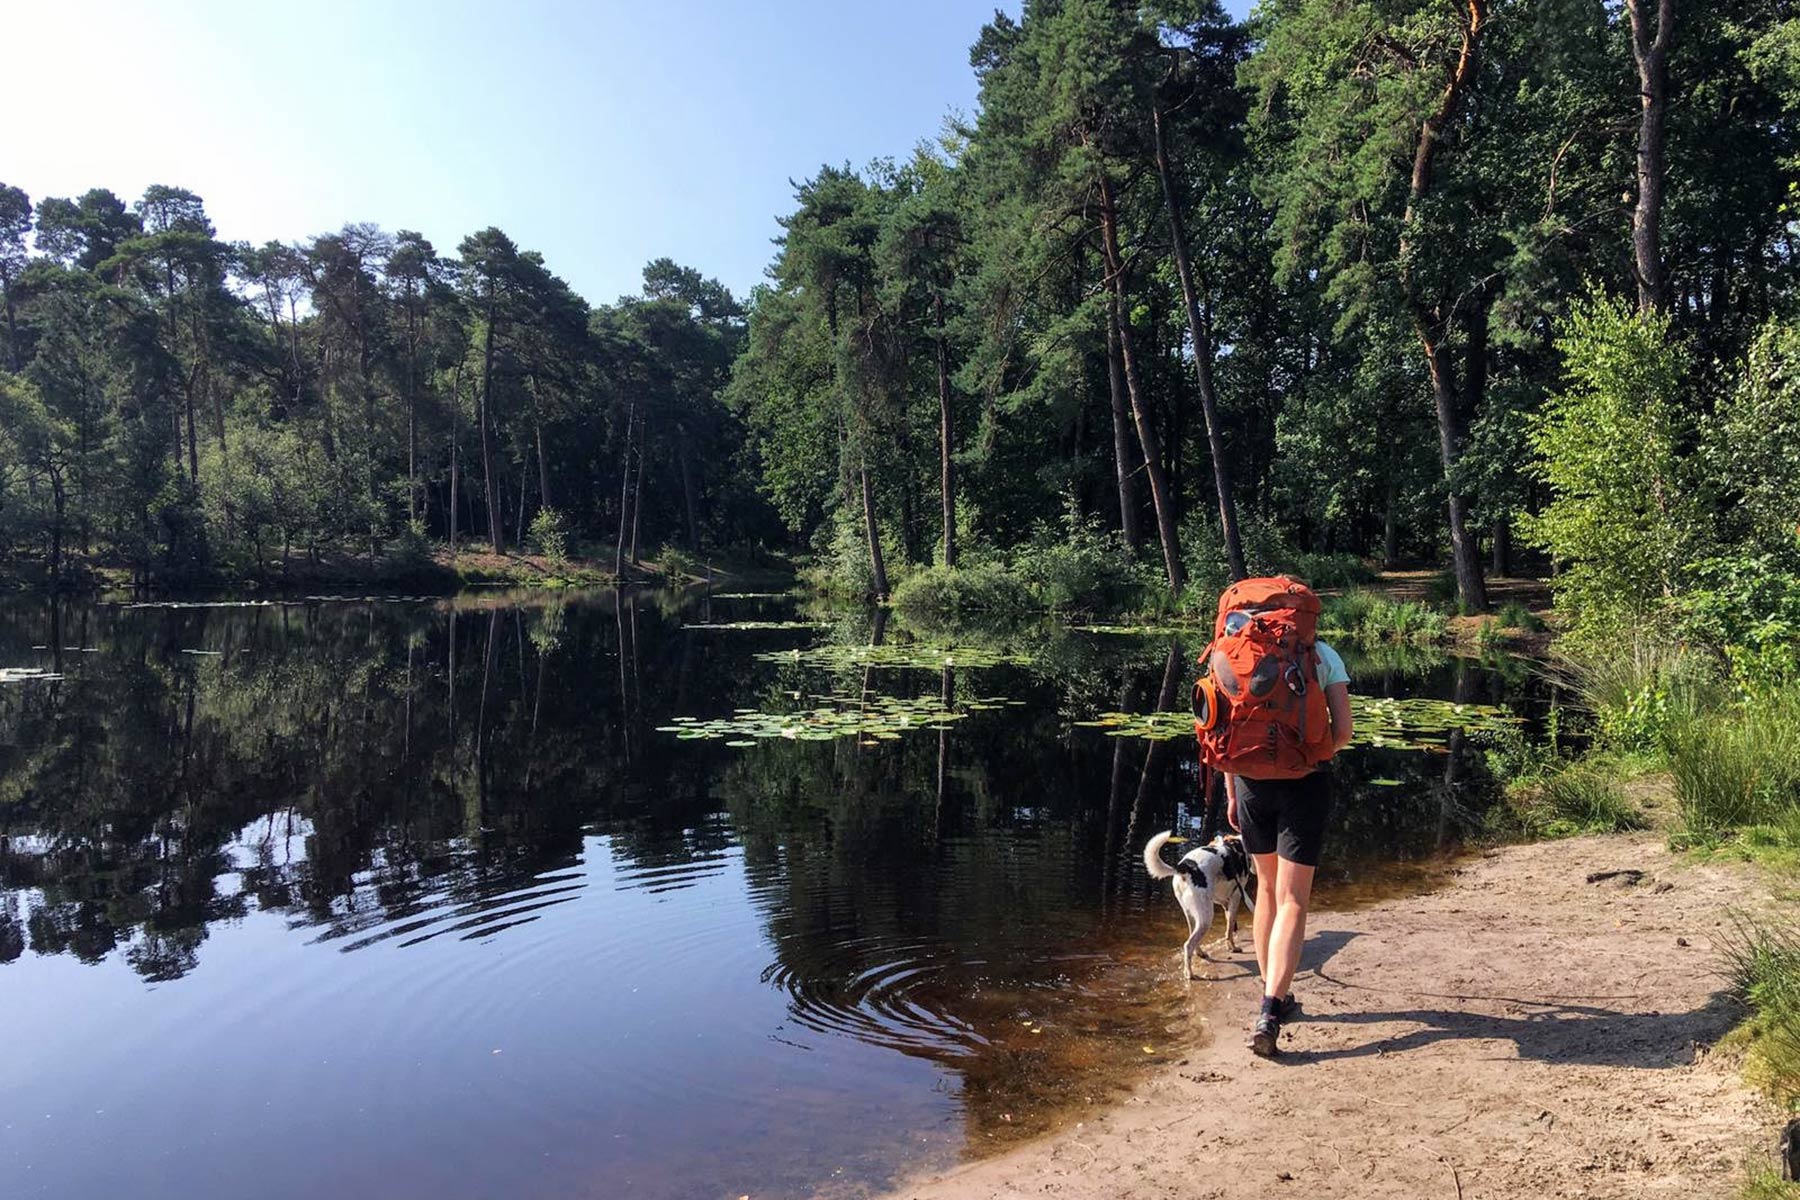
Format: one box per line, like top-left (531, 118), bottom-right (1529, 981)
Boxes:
top-left (1316, 640), bottom-right (1350, 690)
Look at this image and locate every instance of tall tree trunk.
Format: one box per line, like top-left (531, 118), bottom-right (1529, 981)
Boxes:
top-left (183, 378), bottom-right (200, 484)
top-left (630, 412), bottom-right (646, 566)
top-left (678, 437), bottom-right (700, 548)
top-left (1097, 173), bottom-right (1186, 598)
top-left (448, 364), bottom-right (462, 553)
top-left (1491, 517), bottom-right (1511, 576)
top-left (2, 285), bottom-right (17, 372)
top-left (614, 401), bottom-right (635, 579)
top-left (1105, 311), bottom-right (1142, 550)
top-left (1400, 0), bottom-right (1490, 613)
top-left (1420, 335), bottom-right (1488, 612)
top-left (478, 298), bottom-right (505, 554)
top-left (531, 378), bottom-right (552, 512)
top-left (860, 458), bottom-right (889, 599)
top-left (933, 295), bottom-right (958, 568)
top-left (406, 306), bottom-right (419, 524)
top-left (1152, 97), bottom-right (1246, 581)
top-left (1383, 464), bottom-right (1401, 570)
top-left (1627, 0), bottom-right (1674, 312)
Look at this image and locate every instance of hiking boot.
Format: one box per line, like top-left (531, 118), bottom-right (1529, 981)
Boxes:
top-left (1276, 994), bottom-right (1299, 1022)
top-left (1248, 1012), bottom-right (1281, 1058)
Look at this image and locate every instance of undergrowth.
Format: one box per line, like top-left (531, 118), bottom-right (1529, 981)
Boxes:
top-left (1319, 590), bottom-right (1449, 645)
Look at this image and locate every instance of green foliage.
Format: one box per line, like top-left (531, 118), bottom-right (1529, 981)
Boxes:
top-left (1721, 918), bottom-right (1800, 1114)
top-left (1666, 686), bottom-right (1800, 843)
top-left (1560, 641), bottom-right (1720, 755)
top-left (1012, 509), bottom-right (1157, 614)
top-left (658, 543), bottom-right (702, 580)
top-left (1521, 295), bottom-right (1706, 649)
top-left (1494, 599), bottom-right (1545, 632)
top-left (528, 507), bottom-right (570, 566)
top-left (391, 520), bottom-right (433, 570)
top-left (1504, 763), bottom-right (1646, 839)
top-left (890, 563), bottom-right (1031, 615)
top-left (1320, 590), bottom-right (1449, 645)
top-left (1677, 555), bottom-right (1800, 696)
top-left (1714, 320), bottom-right (1800, 565)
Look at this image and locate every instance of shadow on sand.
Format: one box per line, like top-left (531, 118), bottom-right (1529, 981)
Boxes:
top-left (1267, 928), bottom-right (1745, 1070)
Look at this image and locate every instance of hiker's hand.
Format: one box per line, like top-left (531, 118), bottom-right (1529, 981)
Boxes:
top-left (1226, 780), bottom-right (1240, 832)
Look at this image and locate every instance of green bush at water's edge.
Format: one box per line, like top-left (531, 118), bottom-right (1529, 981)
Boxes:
top-left (1319, 590), bottom-right (1449, 645)
top-left (891, 563), bottom-right (1033, 615)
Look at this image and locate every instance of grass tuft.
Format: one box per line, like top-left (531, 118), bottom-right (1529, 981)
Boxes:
top-left (1503, 761), bottom-right (1647, 838)
top-left (1320, 590), bottom-right (1449, 645)
top-left (1666, 686), bottom-right (1800, 843)
top-left (1721, 917), bottom-right (1800, 1110)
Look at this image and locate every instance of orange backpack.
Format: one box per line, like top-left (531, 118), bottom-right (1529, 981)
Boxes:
top-left (1192, 576), bottom-right (1335, 780)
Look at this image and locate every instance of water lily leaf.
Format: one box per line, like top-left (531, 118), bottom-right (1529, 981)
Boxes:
top-left (1075, 694), bottom-right (1522, 753)
top-left (753, 642), bottom-right (1033, 672)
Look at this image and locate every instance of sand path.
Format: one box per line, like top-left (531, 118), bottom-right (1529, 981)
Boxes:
top-left (876, 834), bottom-right (1784, 1200)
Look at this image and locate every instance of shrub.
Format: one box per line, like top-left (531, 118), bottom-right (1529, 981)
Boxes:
top-left (391, 519), bottom-right (433, 570)
top-left (1495, 599), bottom-right (1546, 632)
top-left (528, 507), bottom-right (570, 566)
top-left (1507, 763), bottom-right (1646, 838)
top-left (1519, 291), bottom-right (1708, 650)
top-left (1713, 319), bottom-right (1800, 565)
top-left (1666, 686), bottom-right (1800, 840)
top-left (1179, 509), bottom-right (1374, 596)
top-left (1320, 590), bottom-right (1448, 645)
top-left (890, 563), bottom-right (1032, 615)
top-left (1559, 640), bottom-right (1720, 754)
top-left (1014, 508), bottom-right (1158, 612)
top-left (1425, 570), bottom-right (1460, 609)
top-left (1290, 550), bottom-right (1376, 589)
top-left (659, 543), bottom-right (701, 580)
top-left (803, 517), bottom-right (877, 598)
top-left (1677, 554), bottom-right (1800, 697)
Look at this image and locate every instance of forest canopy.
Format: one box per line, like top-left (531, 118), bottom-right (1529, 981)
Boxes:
top-left (2, 0), bottom-right (1797, 630)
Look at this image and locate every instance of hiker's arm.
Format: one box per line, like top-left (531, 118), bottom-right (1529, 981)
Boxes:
top-left (1225, 773), bottom-right (1239, 831)
top-left (1326, 682), bottom-right (1353, 750)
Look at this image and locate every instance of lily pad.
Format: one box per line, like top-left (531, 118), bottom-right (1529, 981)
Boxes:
top-left (753, 642), bottom-right (1034, 671)
top-left (0, 667), bottom-right (63, 684)
top-left (1075, 693), bottom-right (1522, 753)
top-left (659, 689), bottom-right (1007, 748)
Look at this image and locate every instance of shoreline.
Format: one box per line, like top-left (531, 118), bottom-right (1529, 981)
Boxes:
top-left (875, 833), bottom-right (1785, 1200)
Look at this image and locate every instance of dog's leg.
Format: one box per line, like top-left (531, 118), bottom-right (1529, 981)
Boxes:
top-left (1182, 923), bottom-right (1208, 979)
top-left (1224, 889), bottom-right (1242, 954)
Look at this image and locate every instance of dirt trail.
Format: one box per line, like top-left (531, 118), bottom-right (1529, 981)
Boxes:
top-left (876, 835), bottom-right (1785, 1200)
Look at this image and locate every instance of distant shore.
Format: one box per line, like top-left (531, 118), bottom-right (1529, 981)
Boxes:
top-left (0, 544), bottom-right (795, 597)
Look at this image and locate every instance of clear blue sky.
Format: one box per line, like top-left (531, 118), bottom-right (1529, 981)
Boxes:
top-left (12, 0), bottom-right (1253, 306)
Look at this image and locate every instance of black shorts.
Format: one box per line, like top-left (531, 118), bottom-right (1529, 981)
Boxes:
top-left (1235, 770), bottom-right (1334, 867)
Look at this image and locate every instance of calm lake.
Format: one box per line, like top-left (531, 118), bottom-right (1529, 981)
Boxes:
top-left (0, 589), bottom-right (1546, 1200)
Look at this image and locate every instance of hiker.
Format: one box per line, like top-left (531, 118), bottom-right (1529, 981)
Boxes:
top-left (1192, 576), bottom-right (1354, 1057)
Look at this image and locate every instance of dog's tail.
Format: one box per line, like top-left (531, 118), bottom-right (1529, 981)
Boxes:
top-left (1143, 831), bottom-right (1180, 880)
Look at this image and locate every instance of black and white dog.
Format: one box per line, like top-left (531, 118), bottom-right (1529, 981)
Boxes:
top-left (1143, 831), bottom-right (1257, 979)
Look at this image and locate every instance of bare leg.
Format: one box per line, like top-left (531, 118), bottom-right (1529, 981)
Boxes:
top-left (1251, 852), bottom-right (1279, 985)
top-left (1264, 858), bottom-right (1317, 1002)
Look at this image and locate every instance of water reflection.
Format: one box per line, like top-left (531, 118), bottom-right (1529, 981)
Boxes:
top-left (0, 591), bottom-right (1549, 1200)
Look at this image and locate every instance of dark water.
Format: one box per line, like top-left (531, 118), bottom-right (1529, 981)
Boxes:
top-left (0, 590), bottom-right (1547, 1200)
